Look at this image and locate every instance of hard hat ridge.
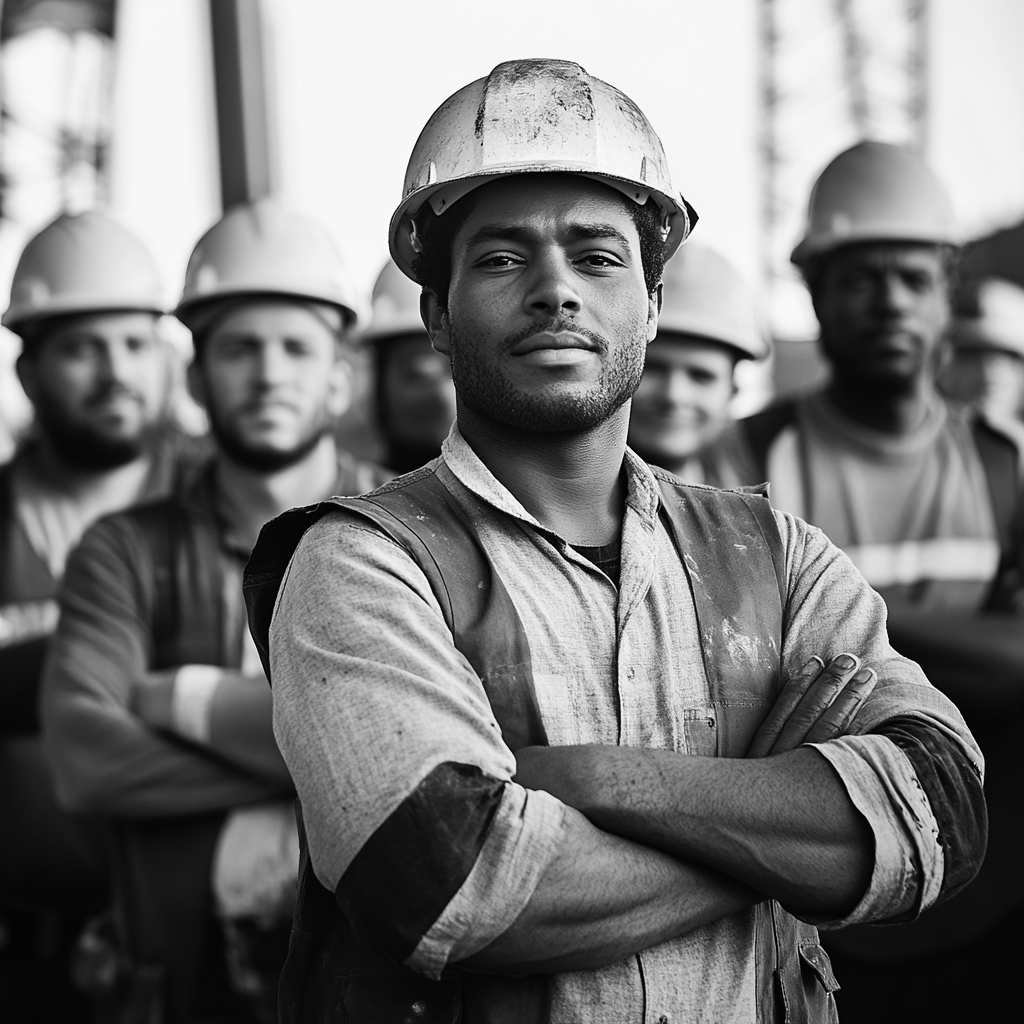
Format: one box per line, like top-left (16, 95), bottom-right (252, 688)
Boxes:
top-left (390, 58), bottom-right (696, 280)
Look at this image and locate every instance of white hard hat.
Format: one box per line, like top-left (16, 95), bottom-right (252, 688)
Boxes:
top-left (390, 58), bottom-right (696, 281)
top-left (3, 211), bottom-right (164, 331)
top-left (951, 278), bottom-right (1024, 359)
top-left (657, 244), bottom-right (767, 360)
top-left (176, 198), bottom-right (363, 331)
top-left (792, 141), bottom-right (957, 267)
top-left (361, 259), bottom-right (426, 344)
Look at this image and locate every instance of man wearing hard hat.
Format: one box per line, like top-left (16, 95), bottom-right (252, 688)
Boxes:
top-left (736, 142), bottom-right (1023, 1022)
top-left (40, 199), bottom-right (389, 1023)
top-left (0, 211), bottom-right (198, 1011)
top-left (627, 243), bottom-right (767, 486)
top-left (365, 258), bottom-right (456, 472)
top-left (245, 63), bottom-right (983, 1022)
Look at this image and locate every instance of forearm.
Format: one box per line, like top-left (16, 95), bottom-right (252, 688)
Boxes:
top-left (519, 746), bottom-right (872, 916)
top-left (462, 806), bottom-right (759, 974)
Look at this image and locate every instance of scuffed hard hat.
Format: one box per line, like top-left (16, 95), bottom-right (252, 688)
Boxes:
top-left (950, 278), bottom-right (1024, 359)
top-left (390, 59), bottom-right (697, 281)
top-left (657, 244), bottom-right (768, 361)
top-left (3, 211), bottom-right (164, 331)
top-left (175, 198), bottom-right (364, 332)
top-left (792, 141), bottom-right (957, 267)
top-left (361, 259), bottom-right (426, 344)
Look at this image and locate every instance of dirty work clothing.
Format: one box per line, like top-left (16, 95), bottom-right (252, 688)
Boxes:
top-left (268, 424), bottom-right (983, 1024)
top-left (41, 450), bottom-right (387, 1023)
top-left (733, 393), bottom-right (1021, 611)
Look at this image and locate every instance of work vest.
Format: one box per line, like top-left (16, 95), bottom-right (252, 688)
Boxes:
top-left (244, 464), bottom-right (841, 1024)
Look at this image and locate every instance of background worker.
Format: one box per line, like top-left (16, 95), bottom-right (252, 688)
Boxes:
top-left (735, 141), bottom-right (1024, 1022)
top-left (627, 242), bottom-right (767, 486)
top-left (41, 199), bottom-right (388, 1024)
top-left (365, 258), bottom-right (456, 472)
top-left (939, 276), bottom-right (1024, 447)
top-left (248, 61), bottom-right (984, 1024)
top-left (0, 211), bottom-right (197, 1017)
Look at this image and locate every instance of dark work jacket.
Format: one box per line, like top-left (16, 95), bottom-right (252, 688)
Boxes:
top-left (244, 468), bottom-right (842, 1024)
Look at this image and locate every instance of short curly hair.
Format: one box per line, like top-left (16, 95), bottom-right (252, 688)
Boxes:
top-left (410, 179), bottom-right (668, 312)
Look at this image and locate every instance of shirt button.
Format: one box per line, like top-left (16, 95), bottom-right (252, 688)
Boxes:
top-left (657, 1015), bottom-right (671, 1024)
top-left (626, 667), bottom-right (636, 680)
top-left (706, 717), bottom-right (716, 729)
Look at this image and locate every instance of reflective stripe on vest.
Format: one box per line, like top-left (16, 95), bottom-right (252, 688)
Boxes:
top-left (846, 537), bottom-right (1001, 589)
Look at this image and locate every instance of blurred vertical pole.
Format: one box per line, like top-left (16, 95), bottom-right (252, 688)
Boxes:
top-left (208, 0), bottom-right (272, 209)
top-left (907, 0), bottom-right (929, 155)
top-left (758, 0), bottom-right (778, 318)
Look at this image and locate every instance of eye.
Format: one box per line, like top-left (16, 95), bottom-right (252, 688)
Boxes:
top-left (473, 252), bottom-right (524, 270)
top-left (574, 251), bottom-right (624, 270)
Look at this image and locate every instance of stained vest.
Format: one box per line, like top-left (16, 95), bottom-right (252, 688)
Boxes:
top-left (245, 466), bottom-right (843, 1024)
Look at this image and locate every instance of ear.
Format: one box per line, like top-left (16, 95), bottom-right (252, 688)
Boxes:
top-left (646, 281), bottom-right (664, 345)
top-left (15, 351), bottom-right (39, 405)
top-left (185, 357), bottom-right (209, 410)
top-left (421, 290), bottom-right (451, 356)
top-left (325, 350), bottom-right (354, 419)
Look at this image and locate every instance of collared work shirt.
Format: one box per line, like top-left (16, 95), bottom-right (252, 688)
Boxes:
top-left (271, 425), bottom-right (980, 1024)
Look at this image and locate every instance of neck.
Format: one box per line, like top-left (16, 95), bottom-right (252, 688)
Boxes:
top-left (215, 433), bottom-right (339, 551)
top-left (456, 402), bottom-right (629, 546)
top-left (825, 373), bottom-right (936, 434)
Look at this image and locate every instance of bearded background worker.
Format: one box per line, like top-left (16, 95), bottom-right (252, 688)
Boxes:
top-left (733, 142), bottom-right (1024, 1022)
top-left (366, 258), bottom-right (457, 472)
top-left (245, 61), bottom-right (985, 1023)
top-left (40, 199), bottom-right (388, 1023)
top-left (627, 242), bottom-right (767, 486)
top-left (0, 211), bottom-right (199, 1015)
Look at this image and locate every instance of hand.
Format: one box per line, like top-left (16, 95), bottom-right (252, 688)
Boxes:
top-left (745, 654), bottom-right (877, 758)
top-left (130, 673), bottom-right (176, 730)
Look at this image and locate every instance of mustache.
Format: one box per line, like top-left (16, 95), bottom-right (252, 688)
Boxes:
top-left (84, 381), bottom-right (145, 409)
top-left (500, 317), bottom-right (608, 356)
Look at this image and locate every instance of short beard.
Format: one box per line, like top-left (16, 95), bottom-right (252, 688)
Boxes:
top-left (33, 389), bottom-right (155, 470)
top-left (446, 315), bottom-right (646, 435)
top-left (206, 408), bottom-right (330, 472)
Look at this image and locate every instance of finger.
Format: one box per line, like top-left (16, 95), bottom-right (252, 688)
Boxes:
top-left (803, 668), bottom-right (878, 745)
top-left (746, 656), bottom-right (824, 758)
top-left (768, 653), bottom-right (860, 755)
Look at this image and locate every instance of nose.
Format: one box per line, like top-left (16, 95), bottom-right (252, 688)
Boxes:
top-left (255, 339), bottom-right (290, 385)
top-left (665, 367), bottom-right (695, 406)
top-left (523, 248), bottom-right (582, 318)
top-left (99, 337), bottom-right (136, 384)
top-left (876, 272), bottom-right (913, 317)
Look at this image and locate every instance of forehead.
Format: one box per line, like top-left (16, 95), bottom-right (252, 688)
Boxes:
top-left (208, 300), bottom-right (334, 339)
top-left (827, 242), bottom-right (946, 275)
top-left (46, 310), bottom-right (158, 340)
top-left (452, 174), bottom-right (641, 247)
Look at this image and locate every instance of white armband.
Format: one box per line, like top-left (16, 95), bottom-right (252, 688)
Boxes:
top-left (172, 665), bottom-right (222, 743)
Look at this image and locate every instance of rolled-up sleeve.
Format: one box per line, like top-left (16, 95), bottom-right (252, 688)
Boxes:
top-left (775, 511), bottom-right (986, 927)
top-left (269, 512), bottom-right (568, 976)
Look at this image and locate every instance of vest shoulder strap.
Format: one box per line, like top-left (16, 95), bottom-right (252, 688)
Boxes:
top-left (736, 399), bottom-right (800, 483)
top-left (971, 415), bottom-right (1021, 553)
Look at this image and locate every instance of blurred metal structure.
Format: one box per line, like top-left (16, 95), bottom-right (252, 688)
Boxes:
top-left (0, 0), bottom-right (116, 225)
top-left (208, 0), bottom-right (272, 210)
top-left (759, 0), bottom-right (930, 343)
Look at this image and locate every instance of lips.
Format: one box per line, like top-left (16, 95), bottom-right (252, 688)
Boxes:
top-left (509, 331), bottom-right (600, 356)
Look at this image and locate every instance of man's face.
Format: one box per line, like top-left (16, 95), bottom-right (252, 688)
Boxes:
top-left (812, 243), bottom-right (950, 393)
top-left (190, 301), bottom-right (351, 471)
top-left (425, 175), bottom-right (659, 434)
top-left (940, 347), bottom-right (1024, 418)
top-left (379, 333), bottom-right (456, 453)
top-left (628, 335), bottom-right (736, 464)
top-left (17, 310), bottom-right (168, 469)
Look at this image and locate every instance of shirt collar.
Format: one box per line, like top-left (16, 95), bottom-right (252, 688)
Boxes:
top-left (440, 420), bottom-right (662, 538)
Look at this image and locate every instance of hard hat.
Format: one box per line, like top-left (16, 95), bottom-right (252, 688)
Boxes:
top-left (361, 259), bottom-right (426, 344)
top-left (657, 244), bottom-right (767, 360)
top-left (950, 278), bottom-right (1024, 359)
top-left (175, 197), bottom-right (363, 331)
top-left (3, 210), bottom-right (164, 330)
top-left (791, 141), bottom-right (957, 267)
top-left (390, 58), bottom-right (697, 281)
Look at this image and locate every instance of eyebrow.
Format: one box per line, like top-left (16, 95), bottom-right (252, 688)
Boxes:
top-left (463, 222), bottom-right (634, 252)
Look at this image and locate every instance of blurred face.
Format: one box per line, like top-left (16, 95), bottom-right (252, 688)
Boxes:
top-left (940, 348), bottom-right (1024, 418)
top-left (17, 311), bottom-right (168, 469)
top-left (425, 175), bottom-right (659, 434)
top-left (378, 333), bottom-right (456, 461)
top-left (813, 243), bottom-right (950, 394)
top-left (190, 301), bottom-right (351, 471)
top-left (628, 335), bottom-right (737, 465)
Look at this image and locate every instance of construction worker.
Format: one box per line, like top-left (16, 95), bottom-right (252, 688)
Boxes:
top-left (0, 211), bottom-right (198, 1017)
top-left (366, 258), bottom-right (457, 472)
top-left (243, 61), bottom-right (984, 1023)
top-left (940, 276), bottom-right (1024, 447)
top-left (40, 199), bottom-right (389, 1023)
top-left (735, 141), bottom-right (1024, 1022)
top-left (627, 243), bottom-right (767, 485)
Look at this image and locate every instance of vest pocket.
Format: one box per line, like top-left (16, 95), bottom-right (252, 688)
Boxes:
top-left (797, 942), bottom-right (840, 1023)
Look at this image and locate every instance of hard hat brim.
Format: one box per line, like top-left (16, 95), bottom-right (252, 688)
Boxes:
top-left (2, 297), bottom-right (165, 331)
top-left (791, 225), bottom-right (960, 267)
top-left (174, 287), bottom-right (362, 333)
